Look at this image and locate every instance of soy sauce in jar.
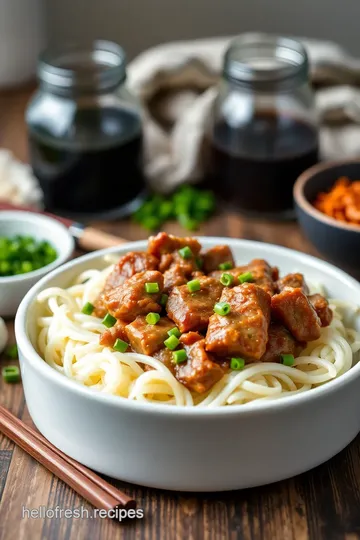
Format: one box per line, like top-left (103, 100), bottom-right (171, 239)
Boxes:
top-left (206, 34), bottom-right (319, 218)
top-left (26, 41), bottom-right (146, 220)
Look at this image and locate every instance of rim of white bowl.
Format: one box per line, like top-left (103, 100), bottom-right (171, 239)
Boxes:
top-left (15, 237), bottom-right (360, 417)
top-left (0, 211), bottom-right (74, 283)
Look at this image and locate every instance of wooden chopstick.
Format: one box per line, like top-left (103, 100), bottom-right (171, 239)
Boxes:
top-left (0, 405), bottom-right (135, 513)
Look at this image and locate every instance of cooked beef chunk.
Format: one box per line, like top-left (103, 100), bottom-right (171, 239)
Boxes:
top-left (201, 245), bottom-right (235, 274)
top-left (163, 264), bottom-right (188, 292)
top-left (209, 266), bottom-right (247, 282)
top-left (180, 331), bottom-right (203, 346)
top-left (176, 332), bottom-right (224, 393)
top-left (260, 322), bottom-right (305, 363)
top-left (308, 294), bottom-right (333, 327)
top-left (94, 296), bottom-right (109, 319)
top-left (167, 276), bottom-right (223, 332)
top-left (151, 348), bottom-right (176, 374)
top-left (247, 259), bottom-right (276, 296)
top-left (210, 259), bottom-right (275, 296)
top-left (125, 316), bottom-right (175, 356)
top-left (99, 320), bottom-right (129, 348)
top-left (271, 288), bottom-right (321, 341)
top-left (159, 253), bottom-right (174, 273)
top-left (271, 266), bottom-right (280, 281)
top-left (276, 273), bottom-right (309, 294)
top-left (104, 270), bottom-right (163, 322)
top-left (205, 283), bottom-right (271, 359)
top-left (148, 232), bottom-right (201, 258)
top-left (94, 251), bottom-right (158, 317)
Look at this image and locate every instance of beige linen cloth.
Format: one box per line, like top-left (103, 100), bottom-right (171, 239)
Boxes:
top-left (3, 32), bottom-right (360, 204)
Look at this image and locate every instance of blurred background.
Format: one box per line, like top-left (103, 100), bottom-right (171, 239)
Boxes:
top-left (47, 0), bottom-right (360, 57)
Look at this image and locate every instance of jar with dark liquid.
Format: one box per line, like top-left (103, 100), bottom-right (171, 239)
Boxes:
top-left (26, 41), bottom-right (146, 220)
top-left (206, 34), bottom-right (319, 218)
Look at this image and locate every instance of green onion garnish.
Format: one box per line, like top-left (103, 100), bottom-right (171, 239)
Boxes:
top-left (178, 246), bottom-right (193, 259)
top-left (281, 354), bottom-right (295, 366)
top-left (238, 272), bottom-right (253, 284)
top-left (81, 302), bottom-right (94, 315)
top-left (160, 293), bottom-right (168, 307)
top-left (0, 235), bottom-right (57, 276)
top-left (187, 279), bottom-right (201, 292)
top-left (218, 261), bottom-right (233, 271)
top-left (132, 185), bottom-right (216, 231)
top-left (172, 349), bottom-right (187, 364)
top-left (164, 335), bottom-right (180, 350)
top-left (213, 302), bottom-right (231, 316)
top-left (167, 327), bottom-right (181, 338)
top-left (178, 215), bottom-right (199, 232)
top-left (220, 273), bottom-right (234, 287)
top-left (2, 366), bottom-right (20, 383)
top-left (230, 358), bottom-right (245, 370)
top-left (196, 257), bottom-right (203, 269)
top-left (146, 312), bottom-right (161, 325)
top-left (145, 282), bottom-right (160, 293)
top-left (102, 313), bottom-right (117, 328)
top-left (5, 344), bottom-right (18, 359)
top-left (113, 339), bottom-right (129, 353)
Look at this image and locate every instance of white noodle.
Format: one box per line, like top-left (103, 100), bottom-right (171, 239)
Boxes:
top-left (34, 264), bottom-right (360, 407)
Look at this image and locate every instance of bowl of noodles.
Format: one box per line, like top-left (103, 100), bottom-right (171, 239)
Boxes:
top-left (15, 236), bottom-right (360, 491)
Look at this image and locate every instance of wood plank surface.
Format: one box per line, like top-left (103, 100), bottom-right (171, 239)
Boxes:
top-left (1, 85), bottom-right (360, 540)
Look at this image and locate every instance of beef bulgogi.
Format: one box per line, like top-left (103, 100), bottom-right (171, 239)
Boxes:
top-left (94, 233), bottom-right (333, 395)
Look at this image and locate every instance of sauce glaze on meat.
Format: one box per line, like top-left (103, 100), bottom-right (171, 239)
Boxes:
top-left (95, 233), bottom-right (333, 395)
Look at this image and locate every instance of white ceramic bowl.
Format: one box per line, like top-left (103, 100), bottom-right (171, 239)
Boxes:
top-left (15, 238), bottom-right (360, 492)
top-left (0, 211), bottom-right (74, 317)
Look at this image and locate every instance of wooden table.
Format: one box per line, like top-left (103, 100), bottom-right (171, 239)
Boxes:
top-left (1, 86), bottom-right (360, 540)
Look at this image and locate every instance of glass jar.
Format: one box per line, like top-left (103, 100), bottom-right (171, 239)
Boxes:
top-left (26, 41), bottom-right (146, 220)
top-left (206, 34), bottom-right (319, 218)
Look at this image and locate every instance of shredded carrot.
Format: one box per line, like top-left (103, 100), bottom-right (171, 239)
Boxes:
top-left (313, 177), bottom-right (360, 225)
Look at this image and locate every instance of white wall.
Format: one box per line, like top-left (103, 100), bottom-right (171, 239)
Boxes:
top-left (47, 0), bottom-right (360, 59)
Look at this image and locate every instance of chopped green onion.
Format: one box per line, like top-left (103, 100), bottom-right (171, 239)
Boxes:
top-left (213, 302), bottom-right (231, 316)
top-left (0, 235), bottom-right (57, 276)
top-left (281, 354), bottom-right (295, 367)
top-left (82, 302), bottom-right (95, 315)
top-left (113, 339), bottom-right (129, 353)
top-left (21, 261), bottom-right (33, 273)
top-left (178, 215), bottom-right (199, 231)
top-left (132, 186), bottom-right (216, 232)
top-left (160, 293), bottom-right (168, 307)
top-left (146, 312), bottom-right (161, 325)
top-left (145, 282), bottom-right (160, 293)
top-left (141, 216), bottom-right (162, 231)
top-left (178, 246), bottom-right (193, 259)
top-left (230, 358), bottom-right (245, 370)
top-left (5, 344), bottom-right (18, 359)
top-left (158, 200), bottom-right (174, 220)
top-left (238, 272), bottom-right (253, 284)
top-left (172, 349), bottom-right (187, 364)
top-left (187, 279), bottom-right (201, 292)
top-left (164, 335), bottom-right (180, 350)
top-left (2, 366), bottom-right (20, 383)
top-left (220, 273), bottom-right (234, 287)
top-left (196, 257), bottom-right (203, 269)
top-left (102, 313), bottom-right (117, 328)
top-left (219, 261), bottom-right (233, 271)
top-left (168, 327), bottom-right (181, 338)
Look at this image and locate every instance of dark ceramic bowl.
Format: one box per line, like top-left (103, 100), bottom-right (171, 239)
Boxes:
top-left (294, 160), bottom-right (360, 277)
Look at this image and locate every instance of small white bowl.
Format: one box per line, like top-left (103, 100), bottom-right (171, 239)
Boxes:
top-left (15, 238), bottom-right (360, 491)
top-left (0, 211), bottom-right (74, 317)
